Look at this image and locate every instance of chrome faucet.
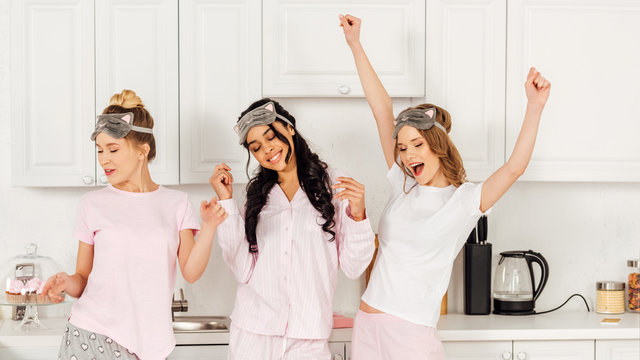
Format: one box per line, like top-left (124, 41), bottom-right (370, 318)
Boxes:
top-left (171, 288), bottom-right (188, 321)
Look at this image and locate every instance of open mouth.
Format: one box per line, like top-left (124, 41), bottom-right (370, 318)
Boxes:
top-left (105, 169), bottom-right (115, 176)
top-left (267, 150), bottom-right (282, 164)
top-left (409, 162), bottom-right (424, 177)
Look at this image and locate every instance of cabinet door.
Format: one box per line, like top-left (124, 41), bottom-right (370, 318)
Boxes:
top-left (0, 347), bottom-right (60, 360)
top-left (10, 0), bottom-right (95, 187)
top-left (506, 0), bottom-right (640, 182)
top-left (329, 341), bottom-right (346, 360)
top-left (263, 0), bottom-right (425, 97)
top-left (168, 345), bottom-right (229, 359)
top-left (596, 339), bottom-right (640, 360)
top-left (96, 0), bottom-right (179, 185)
top-left (513, 340), bottom-right (594, 360)
top-left (179, 0), bottom-right (261, 184)
top-left (425, 0), bottom-right (506, 181)
top-left (443, 341), bottom-right (513, 360)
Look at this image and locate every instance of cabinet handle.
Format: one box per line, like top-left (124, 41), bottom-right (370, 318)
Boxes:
top-left (338, 85), bottom-right (351, 95)
top-left (99, 175), bottom-right (108, 184)
top-left (82, 176), bottom-right (94, 185)
top-left (516, 352), bottom-right (527, 360)
top-left (501, 351), bottom-right (512, 359)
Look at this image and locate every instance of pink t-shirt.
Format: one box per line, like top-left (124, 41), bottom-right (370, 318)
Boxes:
top-left (69, 185), bottom-right (200, 360)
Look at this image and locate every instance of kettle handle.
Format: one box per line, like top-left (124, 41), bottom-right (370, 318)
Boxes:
top-left (524, 250), bottom-right (549, 302)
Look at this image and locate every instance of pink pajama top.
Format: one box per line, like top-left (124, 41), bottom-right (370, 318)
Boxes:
top-left (69, 186), bottom-right (200, 359)
top-left (217, 169), bottom-right (375, 340)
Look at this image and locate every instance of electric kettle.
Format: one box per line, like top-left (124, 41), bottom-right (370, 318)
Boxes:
top-left (493, 250), bottom-right (549, 315)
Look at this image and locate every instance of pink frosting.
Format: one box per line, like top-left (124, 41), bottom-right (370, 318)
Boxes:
top-left (7, 279), bottom-right (24, 294)
top-left (25, 278), bottom-right (43, 292)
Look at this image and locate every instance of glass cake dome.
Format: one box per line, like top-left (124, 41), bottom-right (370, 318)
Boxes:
top-left (1, 243), bottom-right (66, 328)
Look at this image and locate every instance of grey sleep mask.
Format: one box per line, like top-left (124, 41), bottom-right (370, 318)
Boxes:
top-left (392, 108), bottom-right (447, 139)
top-left (90, 112), bottom-right (154, 141)
top-left (234, 102), bottom-right (293, 144)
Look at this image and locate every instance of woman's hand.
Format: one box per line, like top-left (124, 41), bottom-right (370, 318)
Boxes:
top-left (333, 177), bottom-right (366, 221)
top-left (39, 272), bottom-right (69, 303)
top-left (525, 67), bottom-right (551, 107)
top-left (209, 163), bottom-right (233, 200)
top-left (200, 197), bottom-right (228, 228)
top-left (339, 14), bottom-right (361, 48)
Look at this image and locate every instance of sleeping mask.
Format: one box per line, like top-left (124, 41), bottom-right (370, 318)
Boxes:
top-left (392, 108), bottom-right (447, 139)
top-left (234, 102), bottom-right (294, 144)
top-left (90, 112), bottom-right (153, 141)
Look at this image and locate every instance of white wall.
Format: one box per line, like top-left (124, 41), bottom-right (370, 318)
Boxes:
top-left (0, 1), bottom-right (638, 323)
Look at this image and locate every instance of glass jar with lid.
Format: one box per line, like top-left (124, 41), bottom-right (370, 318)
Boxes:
top-left (628, 259), bottom-right (640, 313)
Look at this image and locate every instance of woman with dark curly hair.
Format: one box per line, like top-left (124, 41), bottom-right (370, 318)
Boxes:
top-left (209, 98), bottom-right (375, 359)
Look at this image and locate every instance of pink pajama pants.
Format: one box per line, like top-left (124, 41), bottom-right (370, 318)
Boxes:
top-left (351, 310), bottom-right (446, 360)
top-left (228, 323), bottom-right (331, 360)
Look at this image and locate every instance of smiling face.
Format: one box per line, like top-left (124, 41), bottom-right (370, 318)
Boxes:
top-left (396, 126), bottom-right (449, 187)
top-left (245, 121), bottom-right (296, 172)
top-left (95, 132), bottom-right (148, 185)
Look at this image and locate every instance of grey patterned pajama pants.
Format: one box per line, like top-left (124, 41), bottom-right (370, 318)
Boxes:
top-left (58, 322), bottom-right (140, 360)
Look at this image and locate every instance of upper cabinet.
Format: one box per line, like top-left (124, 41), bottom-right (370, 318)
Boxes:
top-left (262, 0), bottom-right (425, 97)
top-left (10, 0), bottom-right (96, 187)
top-left (96, 0), bottom-right (180, 185)
top-left (425, 0), bottom-right (506, 182)
top-left (506, 0), bottom-right (640, 182)
top-left (179, 0), bottom-right (261, 184)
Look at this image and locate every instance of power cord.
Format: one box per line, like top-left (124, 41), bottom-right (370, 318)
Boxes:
top-left (534, 293), bottom-right (590, 315)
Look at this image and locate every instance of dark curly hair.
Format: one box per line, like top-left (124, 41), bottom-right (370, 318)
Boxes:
top-left (241, 98), bottom-right (335, 253)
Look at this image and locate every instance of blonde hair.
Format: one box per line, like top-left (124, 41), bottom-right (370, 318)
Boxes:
top-left (394, 103), bottom-right (467, 190)
top-left (102, 90), bottom-right (156, 161)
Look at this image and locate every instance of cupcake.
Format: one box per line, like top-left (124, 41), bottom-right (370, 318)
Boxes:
top-left (24, 278), bottom-right (43, 303)
top-left (5, 279), bottom-right (25, 304)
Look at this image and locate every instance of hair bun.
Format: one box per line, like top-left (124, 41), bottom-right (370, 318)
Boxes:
top-left (109, 89), bottom-right (145, 109)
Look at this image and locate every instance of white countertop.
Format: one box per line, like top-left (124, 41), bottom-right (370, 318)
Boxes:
top-left (437, 312), bottom-right (640, 341)
top-left (0, 312), bottom-right (638, 348)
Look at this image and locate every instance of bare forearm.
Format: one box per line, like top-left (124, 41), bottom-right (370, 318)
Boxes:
top-left (505, 102), bottom-right (544, 176)
top-left (64, 273), bottom-right (88, 298)
top-left (349, 41), bottom-right (396, 166)
top-left (182, 224), bottom-right (216, 283)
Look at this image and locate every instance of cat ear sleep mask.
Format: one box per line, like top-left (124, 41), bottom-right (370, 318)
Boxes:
top-left (392, 108), bottom-right (447, 139)
top-left (234, 102), bottom-right (294, 144)
top-left (90, 112), bottom-right (154, 141)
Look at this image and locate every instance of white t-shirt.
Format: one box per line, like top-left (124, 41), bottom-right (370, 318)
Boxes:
top-left (361, 164), bottom-right (488, 327)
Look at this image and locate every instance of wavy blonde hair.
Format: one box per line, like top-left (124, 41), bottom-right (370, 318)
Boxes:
top-left (101, 89), bottom-right (156, 161)
top-left (394, 103), bottom-right (467, 190)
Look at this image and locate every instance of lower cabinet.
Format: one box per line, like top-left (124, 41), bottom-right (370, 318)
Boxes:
top-left (444, 340), bottom-right (595, 360)
top-left (329, 341), bottom-right (349, 360)
top-left (595, 339), bottom-right (640, 360)
top-left (0, 346), bottom-right (60, 360)
top-left (168, 345), bottom-right (229, 359)
top-left (443, 341), bottom-right (512, 360)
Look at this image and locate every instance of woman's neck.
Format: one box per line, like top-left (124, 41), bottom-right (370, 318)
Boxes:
top-left (114, 163), bottom-right (158, 193)
top-left (277, 156), bottom-right (299, 201)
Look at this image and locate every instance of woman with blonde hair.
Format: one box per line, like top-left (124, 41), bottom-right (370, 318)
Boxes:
top-left (340, 15), bottom-right (551, 359)
top-left (41, 90), bottom-right (227, 359)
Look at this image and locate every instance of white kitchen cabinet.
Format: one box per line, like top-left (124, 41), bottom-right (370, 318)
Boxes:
top-left (96, 0), bottom-right (180, 185)
top-left (595, 339), bottom-right (640, 360)
top-left (179, 0), bottom-right (261, 184)
top-left (505, 0), bottom-right (640, 182)
top-left (0, 346), bottom-right (59, 360)
top-left (329, 341), bottom-right (346, 360)
top-left (262, 0), bottom-right (425, 97)
top-left (425, 0), bottom-right (506, 181)
top-left (10, 0), bottom-right (95, 187)
top-left (444, 341), bottom-right (512, 359)
top-left (168, 344), bottom-right (229, 359)
top-left (512, 340), bottom-right (594, 359)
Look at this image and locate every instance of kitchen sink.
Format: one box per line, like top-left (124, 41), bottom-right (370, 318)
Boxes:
top-left (172, 316), bottom-right (230, 333)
